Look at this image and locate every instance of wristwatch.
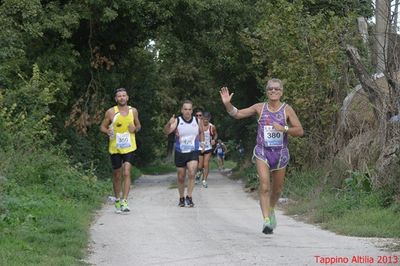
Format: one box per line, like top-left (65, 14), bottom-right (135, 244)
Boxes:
top-left (284, 126), bottom-right (289, 133)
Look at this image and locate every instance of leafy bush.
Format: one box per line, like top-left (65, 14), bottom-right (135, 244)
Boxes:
top-left (0, 65), bottom-right (110, 265)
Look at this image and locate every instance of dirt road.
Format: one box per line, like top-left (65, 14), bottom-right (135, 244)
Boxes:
top-left (87, 170), bottom-right (396, 266)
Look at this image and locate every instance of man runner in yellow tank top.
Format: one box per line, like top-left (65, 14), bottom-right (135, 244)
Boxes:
top-left (100, 88), bottom-right (141, 213)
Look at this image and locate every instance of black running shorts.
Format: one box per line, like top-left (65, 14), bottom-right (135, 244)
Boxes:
top-left (110, 151), bottom-right (135, 169)
top-left (199, 149), bottom-right (213, 156)
top-left (175, 150), bottom-right (200, 167)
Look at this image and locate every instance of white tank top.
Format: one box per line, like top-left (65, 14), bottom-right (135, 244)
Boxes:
top-left (175, 116), bottom-right (200, 153)
top-left (198, 123), bottom-right (214, 151)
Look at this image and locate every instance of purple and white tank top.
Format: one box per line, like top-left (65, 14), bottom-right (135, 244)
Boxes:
top-left (256, 103), bottom-right (288, 148)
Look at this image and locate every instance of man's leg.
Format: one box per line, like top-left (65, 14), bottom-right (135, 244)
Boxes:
top-left (256, 159), bottom-right (273, 233)
top-left (217, 156), bottom-right (222, 170)
top-left (186, 160), bottom-right (198, 197)
top-left (119, 162), bottom-right (132, 212)
top-left (110, 154), bottom-right (123, 199)
top-left (112, 168), bottom-right (122, 199)
top-left (112, 167), bottom-right (123, 212)
top-left (177, 167), bottom-right (186, 198)
top-left (203, 153), bottom-right (212, 182)
top-left (270, 169), bottom-right (286, 208)
top-left (198, 155), bottom-right (204, 170)
top-left (196, 155), bottom-right (204, 183)
top-left (268, 169), bottom-right (285, 228)
top-left (122, 162), bottom-right (132, 200)
top-left (256, 159), bottom-right (271, 219)
top-left (185, 160), bottom-right (197, 207)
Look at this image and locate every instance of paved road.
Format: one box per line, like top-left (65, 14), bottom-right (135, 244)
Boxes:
top-left (87, 170), bottom-right (396, 266)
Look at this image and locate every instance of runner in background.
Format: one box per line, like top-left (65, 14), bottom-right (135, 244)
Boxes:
top-left (196, 111), bottom-right (218, 188)
top-left (163, 100), bottom-right (205, 207)
top-left (194, 110), bottom-right (203, 184)
top-left (214, 139), bottom-right (227, 171)
top-left (236, 139), bottom-right (245, 161)
top-left (100, 88), bottom-right (141, 213)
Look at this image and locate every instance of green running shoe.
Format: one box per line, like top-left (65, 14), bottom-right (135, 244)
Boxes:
top-left (121, 199), bottom-right (130, 212)
top-left (195, 171), bottom-right (201, 184)
top-left (269, 208), bottom-right (277, 229)
top-left (262, 217), bottom-right (273, 234)
top-left (195, 169), bottom-right (203, 184)
top-left (115, 199), bottom-right (121, 213)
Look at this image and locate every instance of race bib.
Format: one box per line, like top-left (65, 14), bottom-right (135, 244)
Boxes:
top-left (264, 126), bottom-right (283, 147)
top-left (116, 132), bottom-right (132, 149)
top-left (180, 136), bottom-right (195, 152)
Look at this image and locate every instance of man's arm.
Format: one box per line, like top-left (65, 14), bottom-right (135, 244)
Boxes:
top-left (199, 119), bottom-right (205, 142)
top-left (198, 119), bottom-right (205, 151)
top-left (211, 125), bottom-right (218, 146)
top-left (286, 105), bottom-right (304, 137)
top-left (100, 109), bottom-right (113, 136)
top-left (231, 104), bottom-right (260, 119)
top-left (164, 115), bottom-right (177, 135)
top-left (220, 87), bottom-right (260, 119)
top-left (129, 108), bottom-right (141, 133)
top-left (223, 143), bottom-right (228, 153)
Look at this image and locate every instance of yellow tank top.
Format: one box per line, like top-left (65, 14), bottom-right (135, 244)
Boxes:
top-left (108, 106), bottom-right (137, 154)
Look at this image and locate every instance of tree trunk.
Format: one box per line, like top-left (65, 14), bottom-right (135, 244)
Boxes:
top-left (393, 0), bottom-right (399, 32)
top-left (375, 0), bottom-right (390, 72)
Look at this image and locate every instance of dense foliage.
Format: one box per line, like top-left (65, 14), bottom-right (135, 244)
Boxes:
top-left (0, 0), bottom-right (374, 177)
top-left (0, 64), bottom-right (109, 264)
top-left (4, 0), bottom-right (400, 263)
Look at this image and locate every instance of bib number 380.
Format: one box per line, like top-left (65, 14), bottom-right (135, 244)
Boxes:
top-left (264, 126), bottom-right (283, 147)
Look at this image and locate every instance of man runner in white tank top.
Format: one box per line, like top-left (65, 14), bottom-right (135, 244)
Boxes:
top-left (164, 100), bottom-right (205, 207)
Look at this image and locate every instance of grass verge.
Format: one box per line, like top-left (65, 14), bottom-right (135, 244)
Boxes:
top-left (238, 165), bottom-right (400, 247)
top-left (0, 178), bottom-right (109, 266)
top-left (284, 169), bottom-right (400, 242)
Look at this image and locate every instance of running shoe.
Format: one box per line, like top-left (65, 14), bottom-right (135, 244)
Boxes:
top-left (269, 208), bottom-right (277, 229)
top-left (262, 217), bottom-right (273, 234)
top-left (120, 199), bottom-right (130, 212)
top-left (185, 196), bottom-right (194, 207)
top-left (114, 199), bottom-right (121, 213)
top-left (202, 180), bottom-right (208, 188)
top-left (195, 171), bottom-right (201, 184)
top-left (178, 197), bottom-right (185, 207)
